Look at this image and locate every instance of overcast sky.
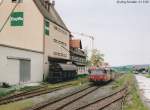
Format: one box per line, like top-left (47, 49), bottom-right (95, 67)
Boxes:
top-left (1, 0), bottom-right (149, 66)
top-left (54, 0), bottom-right (150, 66)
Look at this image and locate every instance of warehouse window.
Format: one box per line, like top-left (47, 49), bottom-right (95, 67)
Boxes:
top-left (11, 12), bottom-right (24, 26)
top-left (44, 20), bottom-right (49, 36)
top-left (12, 0), bottom-right (16, 3)
top-left (12, 0), bottom-right (23, 3)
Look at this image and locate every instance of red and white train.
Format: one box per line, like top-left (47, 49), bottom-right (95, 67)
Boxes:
top-left (88, 67), bottom-right (115, 84)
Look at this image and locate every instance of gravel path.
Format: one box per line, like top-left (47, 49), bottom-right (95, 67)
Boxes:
top-left (135, 75), bottom-right (150, 109)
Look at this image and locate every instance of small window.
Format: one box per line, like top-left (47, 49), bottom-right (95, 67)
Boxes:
top-left (12, 0), bottom-right (23, 3)
top-left (12, 0), bottom-right (16, 3)
top-left (44, 20), bottom-right (49, 36)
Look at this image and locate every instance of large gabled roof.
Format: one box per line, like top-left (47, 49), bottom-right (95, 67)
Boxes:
top-left (33, 0), bottom-right (69, 32)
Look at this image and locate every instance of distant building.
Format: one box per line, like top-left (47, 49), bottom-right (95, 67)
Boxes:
top-left (0, 0), bottom-right (74, 85)
top-left (70, 38), bottom-right (87, 75)
top-left (133, 65), bottom-right (149, 74)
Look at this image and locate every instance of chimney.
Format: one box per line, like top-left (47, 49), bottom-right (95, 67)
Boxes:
top-left (48, 2), bottom-right (51, 11)
top-left (44, 0), bottom-right (50, 10)
top-left (44, 0), bottom-right (48, 8)
top-left (52, 0), bottom-right (55, 6)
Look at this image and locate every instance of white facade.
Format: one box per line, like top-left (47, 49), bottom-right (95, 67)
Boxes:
top-left (0, 1), bottom-right (44, 85)
top-left (44, 21), bottom-right (70, 75)
top-left (0, 46), bottom-right (44, 85)
top-left (0, 0), bottom-right (44, 52)
top-left (0, 0), bottom-right (70, 84)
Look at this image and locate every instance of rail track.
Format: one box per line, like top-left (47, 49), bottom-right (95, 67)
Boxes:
top-left (0, 83), bottom-right (73, 105)
top-left (76, 86), bottom-right (128, 110)
top-left (27, 84), bottom-right (127, 110)
top-left (26, 85), bottom-right (99, 110)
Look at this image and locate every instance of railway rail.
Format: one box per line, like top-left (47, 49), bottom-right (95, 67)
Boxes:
top-left (0, 83), bottom-right (73, 105)
top-left (25, 76), bottom-right (127, 110)
top-left (26, 85), bottom-right (99, 110)
top-left (27, 84), bottom-right (127, 110)
top-left (76, 86), bottom-right (128, 110)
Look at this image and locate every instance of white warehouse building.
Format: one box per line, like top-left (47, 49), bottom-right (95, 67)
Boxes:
top-left (0, 0), bottom-right (71, 85)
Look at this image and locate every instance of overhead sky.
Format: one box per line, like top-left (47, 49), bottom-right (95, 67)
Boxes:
top-left (0, 0), bottom-right (149, 66)
top-left (54, 0), bottom-right (150, 66)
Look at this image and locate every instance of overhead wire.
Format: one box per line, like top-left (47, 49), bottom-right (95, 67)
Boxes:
top-left (0, 1), bottom-right (19, 32)
top-left (0, 0), bottom-right (4, 7)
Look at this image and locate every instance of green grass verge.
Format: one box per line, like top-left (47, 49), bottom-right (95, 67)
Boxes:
top-left (112, 74), bottom-right (130, 89)
top-left (77, 74), bottom-right (88, 78)
top-left (0, 99), bottom-right (33, 110)
top-left (112, 73), bottom-right (148, 110)
top-left (144, 74), bottom-right (150, 78)
top-left (123, 73), bottom-right (149, 110)
top-left (0, 76), bottom-right (89, 98)
top-left (0, 88), bottom-right (16, 98)
top-left (46, 76), bottom-right (89, 89)
top-left (0, 85), bottom-right (45, 98)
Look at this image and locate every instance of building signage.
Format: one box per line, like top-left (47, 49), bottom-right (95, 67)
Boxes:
top-left (53, 51), bottom-right (67, 57)
top-left (53, 25), bottom-right (67, 35)
top-left (45, 20), bottom-right (49, 35)
top-left (53, 39), bottom-right (67, 47)
top-left (11, 12), bottom-right (24, 26)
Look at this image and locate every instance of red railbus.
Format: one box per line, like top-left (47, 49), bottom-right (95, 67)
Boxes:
top-left (89, 68), bottom-right (114, 84)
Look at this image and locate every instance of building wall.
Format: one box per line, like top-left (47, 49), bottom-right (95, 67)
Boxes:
top-left (0, 0), bottom-right (44, 52)
top-left (45, 22), bottom-right (70, 59)
top-left (44, 21), bottom-right (70, 75)
top-left (0, 46), bottom-right (44, 85)
top-left (77, 66), bottom-right (88, 75)
top-left (0, 0), bottom-right (70, 81)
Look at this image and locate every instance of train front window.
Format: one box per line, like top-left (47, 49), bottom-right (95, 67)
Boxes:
top-left (91, 69), bottom-right (104, 75)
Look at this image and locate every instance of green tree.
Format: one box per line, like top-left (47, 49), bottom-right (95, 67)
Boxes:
top-left (90, 49), bottom-right (104, 67)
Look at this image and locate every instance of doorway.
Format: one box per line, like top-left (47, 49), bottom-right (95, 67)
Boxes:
top-left (20, 60), bottom-right (31, 83)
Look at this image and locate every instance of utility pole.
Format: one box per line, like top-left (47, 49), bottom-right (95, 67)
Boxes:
top-left (71, 32), bottom-right (94, 50)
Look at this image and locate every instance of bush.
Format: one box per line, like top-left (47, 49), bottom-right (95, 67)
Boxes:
top-left (2, 82), bottom-right (10, 88)
top-left (77, 74), bottom-right (88, 78)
